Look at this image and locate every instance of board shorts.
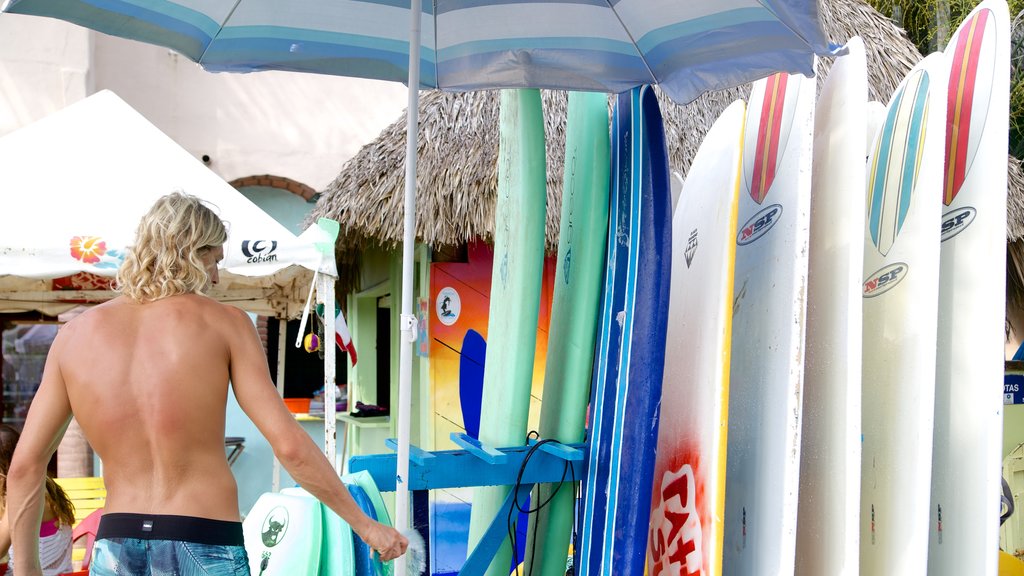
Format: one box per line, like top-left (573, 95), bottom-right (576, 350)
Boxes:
top-left (90, 513), bottom-right (250, 576)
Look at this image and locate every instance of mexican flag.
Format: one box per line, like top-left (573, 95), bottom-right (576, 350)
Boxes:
top-left (335, 307), bottom-right (358, 366)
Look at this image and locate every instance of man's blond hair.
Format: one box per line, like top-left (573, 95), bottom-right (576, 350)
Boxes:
top-left (117, 193), bottom-right (228, 302)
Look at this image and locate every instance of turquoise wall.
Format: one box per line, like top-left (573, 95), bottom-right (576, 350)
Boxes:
top-left (239, 186), bottom-right (317, 235)
top-left (227, 186), bottom-right (315, 515)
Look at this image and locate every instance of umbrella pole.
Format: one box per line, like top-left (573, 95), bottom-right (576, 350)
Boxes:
top-left (396, 0), bottom-right (422, 572)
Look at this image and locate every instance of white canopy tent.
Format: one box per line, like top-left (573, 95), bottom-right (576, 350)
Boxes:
top-left (0, 90), bottom-right (343, 463)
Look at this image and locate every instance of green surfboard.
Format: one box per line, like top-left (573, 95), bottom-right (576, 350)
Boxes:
top-left (466, 88), bottom-right (548, 576)
top-left (524, 91), bottom-right (610, 576)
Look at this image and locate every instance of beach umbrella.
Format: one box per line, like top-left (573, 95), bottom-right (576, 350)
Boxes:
top-left (0, 1), bottom-right (834, 571)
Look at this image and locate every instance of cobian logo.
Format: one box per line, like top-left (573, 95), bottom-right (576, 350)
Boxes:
top-left (863, 262), bottom-right (908, 298)
top-left (241, 240), bottom-right (278, 264)
top-left (737, 204), bottom-right (782, 245)
top-left (260, 506), bottom-right (289, 547)
top-left (940, 207), bottom-right (976, 242)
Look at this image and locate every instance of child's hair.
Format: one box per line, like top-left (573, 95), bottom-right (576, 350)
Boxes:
top-left (0, 424), bottom-right (75, 527)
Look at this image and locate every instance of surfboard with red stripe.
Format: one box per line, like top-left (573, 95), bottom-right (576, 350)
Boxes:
top-left (743, 73), bottom-right (798, 205)
top-left (931, 2), bottom-right (1010, 575)
top-left (726, 70), bottom-right (815, 575)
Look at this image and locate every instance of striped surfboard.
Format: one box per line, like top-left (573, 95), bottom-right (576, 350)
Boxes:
top-left (860, 52), bottom-right (947, 575)
top-left (725, 69), bottom-right (814, 576)
top-left (930, 2), bottom-right (1010, 575)
top-left (577, 85), bottom-right (673, 576)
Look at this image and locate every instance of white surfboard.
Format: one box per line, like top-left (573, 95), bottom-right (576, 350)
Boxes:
top-left (795, 37), bottom-right (868, 576)
top-left (243, 492), bottom-right (323, 575)
top-left (647, 100), bottom-right (744, 576)
top-left (929, 2), bottom-right (1010, 575)
top-left (723, 69), bottom-right (814, 575)
top-left (866, 101), bottom-right (887, 156)
top-left (860, 52), bottom-right (948, 575)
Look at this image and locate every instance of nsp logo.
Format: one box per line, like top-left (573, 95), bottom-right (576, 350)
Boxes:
top-left (940, 207), bottom-right (976, 242)
top-left (737, 204), bottom-right (782, 245)
top-left (241, 240), bottom-right (278, 264)
top-left (863, 262), bottom-right (908, 298)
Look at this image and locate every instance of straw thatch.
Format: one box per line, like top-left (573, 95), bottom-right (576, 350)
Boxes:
top-left (310, 0), bottom-right (1024, 282)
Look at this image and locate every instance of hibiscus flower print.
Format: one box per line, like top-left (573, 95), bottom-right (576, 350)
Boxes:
top-left (69, 236), bottom-right (107, 264)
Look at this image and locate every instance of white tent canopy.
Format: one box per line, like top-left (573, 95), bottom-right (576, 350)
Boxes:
top-left (0, 90), bottom-right (337, 318)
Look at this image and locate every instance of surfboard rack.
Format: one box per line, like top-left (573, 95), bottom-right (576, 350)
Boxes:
top-left (349, 433), bottom-right (587, 576)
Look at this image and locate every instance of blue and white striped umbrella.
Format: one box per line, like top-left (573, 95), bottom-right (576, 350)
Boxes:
top-left (2, 0), bottom-right (831, 104)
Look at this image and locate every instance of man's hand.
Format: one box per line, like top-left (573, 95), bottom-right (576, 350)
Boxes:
top-left (358, 521), bottom-right (408, 562)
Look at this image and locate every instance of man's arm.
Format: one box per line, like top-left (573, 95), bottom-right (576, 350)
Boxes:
top-left (7, 329), bottom-right (73, 576)
top-left (225, 306), bottom-right (407, 560)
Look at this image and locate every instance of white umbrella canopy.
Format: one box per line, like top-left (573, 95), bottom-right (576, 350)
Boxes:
top-left (0, 90), bottom-right (337, 318)
top-left (0, 2), bottom-right (836, 567)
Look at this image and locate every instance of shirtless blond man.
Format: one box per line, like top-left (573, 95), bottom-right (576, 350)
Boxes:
top-left (6, 193), bottom-right (406, 575)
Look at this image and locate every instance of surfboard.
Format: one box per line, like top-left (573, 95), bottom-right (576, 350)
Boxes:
top-left (723, 69), bottom-right (815, 575)
top-left (282, 487), bottom-right (356, 576)
top-left (345, 471), bottom-right (394, 576)
top-left (243, 491), bottom-right (323, 576)
top-left (349, 485), bottom-right (382, 576)
top-left (577, 85), bottom-right (673, 575)
top-left (795, 37), bottom-right (868, 576)
top-left (860, 52), bottom-right (948, 575)
top-left (524, 91), bottom-right (610, 576)
top-left (466, 88), bottom-right (548, 576)
top-left (929, 3), bottom-right (1010, 575)
top-left (647, 99), bottom-right (745, 576)
top-left (576, 86), bottom-right (635, 576)
top-left (458, 329), bottom-right (486, 439)
top-left (866, 101), bottom-right (887, 158)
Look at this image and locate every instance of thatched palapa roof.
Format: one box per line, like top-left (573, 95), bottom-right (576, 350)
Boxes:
top-left (309, 0), bottom-right (1024, 268)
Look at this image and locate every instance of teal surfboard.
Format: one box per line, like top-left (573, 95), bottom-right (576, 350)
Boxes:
top-left (524, 91), bottom-right (610, 576)
top-left (466, 88), bottom-right (548, 576)
top-left (281, 487), bottom-right (356, 576)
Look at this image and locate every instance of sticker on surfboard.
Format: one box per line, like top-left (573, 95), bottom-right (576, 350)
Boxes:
top-left (736, 204), bottom-right (783, 245)
top-left (862, 262), bottom-right (909, 298)
top-left (940, 206), bottom-right (977, 241)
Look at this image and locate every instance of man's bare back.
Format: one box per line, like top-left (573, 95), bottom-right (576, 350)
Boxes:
top-left (59, 294), bottom-right (246, 521)
top-left (7, 194), bottom-right (406, 575)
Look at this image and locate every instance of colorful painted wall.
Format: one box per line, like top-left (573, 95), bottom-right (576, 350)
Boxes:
top-left (428, 239), bottom-right (556, 451)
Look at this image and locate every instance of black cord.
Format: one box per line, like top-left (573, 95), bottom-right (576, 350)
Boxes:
top-left (507, 431), bottom-right (573, 576)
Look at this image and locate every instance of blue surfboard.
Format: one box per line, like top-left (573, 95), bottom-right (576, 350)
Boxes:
top-left (349, 484), bottom-right (381, 576)
top-left (458, 329), bottom-right (486, 439)
top-left (577, 85), bottom-right (673, 575)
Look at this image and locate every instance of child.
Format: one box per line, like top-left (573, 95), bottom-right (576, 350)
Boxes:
top-left (0, 424), bottom-right (74, 575)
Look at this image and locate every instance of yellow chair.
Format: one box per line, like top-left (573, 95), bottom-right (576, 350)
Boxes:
top-left (54, 477), bottom-right (105, 570)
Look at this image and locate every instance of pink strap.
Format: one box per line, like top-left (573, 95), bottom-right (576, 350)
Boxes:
top-left (39, 519), bottom-right (58, 538)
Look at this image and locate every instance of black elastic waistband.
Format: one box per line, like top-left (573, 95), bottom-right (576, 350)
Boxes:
top-left (96, 513), bottom-right (244, 546)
